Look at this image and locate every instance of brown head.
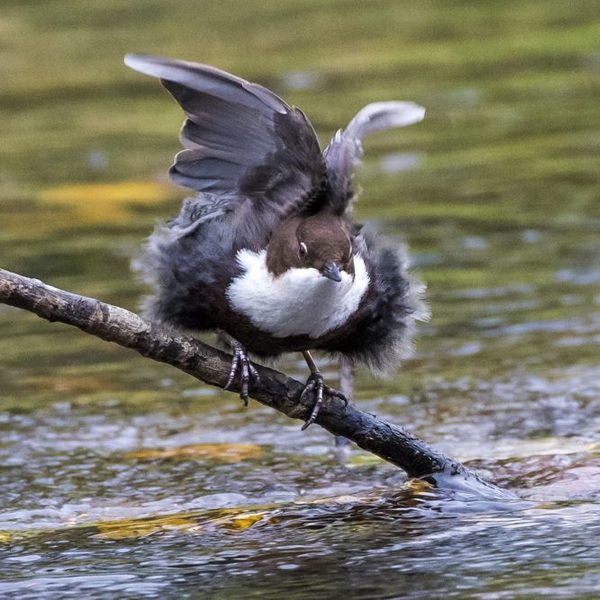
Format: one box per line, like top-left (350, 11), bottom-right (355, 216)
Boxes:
top-left (266, 213), bottom-right (355, 281)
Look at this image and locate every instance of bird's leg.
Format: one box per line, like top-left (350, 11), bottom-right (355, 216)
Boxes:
top-left (218, 331), bottom-right (260, 406)
top-left (300, 351), bottom-right (347, 430)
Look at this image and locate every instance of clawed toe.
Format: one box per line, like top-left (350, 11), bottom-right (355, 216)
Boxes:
top-left (300, 372), bottom-right (347, 430)
top-left (223, 340), bottom-right (260, 406)
top-left (327, 387), bottom-right (348, 405)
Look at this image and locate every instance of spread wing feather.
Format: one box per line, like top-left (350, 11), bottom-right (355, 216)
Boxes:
top-left (323, 101), bottom-right (425, 213)
top-left (124, 54), bottom-right (325, 228)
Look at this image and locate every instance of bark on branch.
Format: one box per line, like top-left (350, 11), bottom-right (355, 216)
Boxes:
top-left (0, 267), bottom-right (513, 499)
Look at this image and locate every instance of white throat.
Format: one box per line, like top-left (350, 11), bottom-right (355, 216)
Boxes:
top-left (227, 249), bottom-right (370, 339)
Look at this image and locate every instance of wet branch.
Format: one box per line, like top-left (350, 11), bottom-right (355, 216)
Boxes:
top-left (0, 267), bottom-right (511, 498)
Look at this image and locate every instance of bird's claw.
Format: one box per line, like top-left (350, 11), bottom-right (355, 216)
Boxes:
top-left (224, 343), bottom-right (260, 406)
top-left (300, 372), bottom-right (347, 430)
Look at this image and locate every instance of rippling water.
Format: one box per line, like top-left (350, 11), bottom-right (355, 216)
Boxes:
top-left (1, 0), bottom-right (599, 597)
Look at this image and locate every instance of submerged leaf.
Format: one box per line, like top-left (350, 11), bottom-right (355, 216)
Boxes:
top-left (218, 512), bottom-right (266, 530)
top-left (125, 443), bottom-right (264, 462)
top-left (95, 515), bottom-right (198, 540)
top-left (0, 532), bottom-right (13, 544)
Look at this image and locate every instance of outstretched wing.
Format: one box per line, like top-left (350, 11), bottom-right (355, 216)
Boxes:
top-left (323, 101), bottom-right (425, 213)
top-left (125, 54), bottom-right (325, 228)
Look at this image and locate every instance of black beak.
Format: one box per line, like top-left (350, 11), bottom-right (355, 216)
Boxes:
top-left (321, 263), bottom-right (342, 282)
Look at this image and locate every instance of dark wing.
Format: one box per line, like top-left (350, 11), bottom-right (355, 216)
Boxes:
top-left (124, 54), bottom-right (325, 230)
top-left (323, 101), bottom-right (425, 214)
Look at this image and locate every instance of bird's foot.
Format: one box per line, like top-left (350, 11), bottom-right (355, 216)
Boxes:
top-left (300, 372), bottom-right (347, 430)
top-left (223, 339), bottom-right (260, 406)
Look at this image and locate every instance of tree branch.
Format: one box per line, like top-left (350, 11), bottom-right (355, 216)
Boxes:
top-left (0, 267), bottom-right (513, 499)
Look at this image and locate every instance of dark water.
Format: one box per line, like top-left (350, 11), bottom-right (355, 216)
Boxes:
top-left (1, 0), bottom-right (599, 597)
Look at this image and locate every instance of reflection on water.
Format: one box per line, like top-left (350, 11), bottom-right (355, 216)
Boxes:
top-left (0, 494), bottom-right (598, 598)
top-left (1, 0), bottom-right (599, 597)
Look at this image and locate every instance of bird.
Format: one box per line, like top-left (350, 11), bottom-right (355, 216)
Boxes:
top-left (124, 54), bottom-right (428, 428)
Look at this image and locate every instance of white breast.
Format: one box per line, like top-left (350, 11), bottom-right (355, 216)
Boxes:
top-left (227, 249), bottom-right (370, 339)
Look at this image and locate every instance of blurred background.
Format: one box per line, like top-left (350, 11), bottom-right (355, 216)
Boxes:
top-left (0, 1), bottom-right (599, 598)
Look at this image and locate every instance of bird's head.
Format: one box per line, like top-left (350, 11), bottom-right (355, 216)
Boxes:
top-left (266, 213), bottom-right (355, 281)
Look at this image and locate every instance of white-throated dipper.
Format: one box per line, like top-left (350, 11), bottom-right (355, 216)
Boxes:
top-left (125, 54), bottom-right (428, 428)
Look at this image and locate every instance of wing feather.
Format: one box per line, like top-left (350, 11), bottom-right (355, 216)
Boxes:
top-left (125, 54), bottom-right (325, 225)
top-left (323, 101), bottom-right (425, 213)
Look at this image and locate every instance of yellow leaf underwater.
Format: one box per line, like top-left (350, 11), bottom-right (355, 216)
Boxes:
top-left (216, 512), bottom-right (266, 530)
top-left (38, 181), bottom-right (173, 224)
top-left (95, 515), bottom-right (198, 540)
top-left (125, 443), bottom-right (264, 462)
top-left (94, 508), bottom-right (270, 540)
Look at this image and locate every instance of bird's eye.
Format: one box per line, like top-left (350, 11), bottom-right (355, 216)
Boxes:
top-left (299, 242), bottom-right (308, 257)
